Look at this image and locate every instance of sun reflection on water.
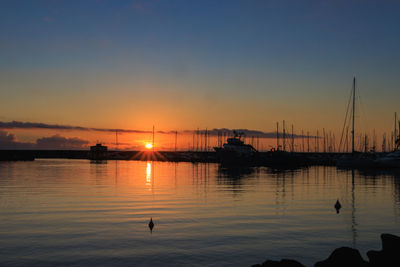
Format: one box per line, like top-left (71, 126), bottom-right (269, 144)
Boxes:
top-left (146, 162), bottom-right (152, 186)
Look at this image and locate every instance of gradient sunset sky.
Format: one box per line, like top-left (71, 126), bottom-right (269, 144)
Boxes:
top-left (1, 0), bottom-right (399, 149)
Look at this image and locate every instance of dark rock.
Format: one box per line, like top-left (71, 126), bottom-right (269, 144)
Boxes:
top-left (381, 233), bottom-right (400, 253)
top-left (367, 250), bottom-right (385, 267)
top-left (314, 247), bottom-right (368, 267)
top-left (252, 259), bottom-right (305, 267)
top-left (367, 233), bottom-right (400, 267)
top-left (252, 233), bottom-right (400, 267)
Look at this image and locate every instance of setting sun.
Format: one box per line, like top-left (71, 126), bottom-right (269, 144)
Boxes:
top-left (145, 143), bottom-right (153, 149)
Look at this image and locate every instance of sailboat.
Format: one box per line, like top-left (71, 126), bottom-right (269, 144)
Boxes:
top-left (375, 150), bottom-right (400, 168)
top-left (374, 114), bottom-right (400, 168)
top-left (336, 77), bottom-right (377, 168)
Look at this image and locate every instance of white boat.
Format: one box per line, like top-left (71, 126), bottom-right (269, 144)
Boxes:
top-left (214, 132), bottom-right (257, 164)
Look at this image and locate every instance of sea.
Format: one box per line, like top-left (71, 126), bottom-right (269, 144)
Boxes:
top-left (1, 159), bottom-right (399, 266)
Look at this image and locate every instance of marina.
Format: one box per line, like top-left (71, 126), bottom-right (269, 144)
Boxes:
top-left (1, 77), bottom-right (399, 169)
top-left (1, 2), bottom-right (400, 266)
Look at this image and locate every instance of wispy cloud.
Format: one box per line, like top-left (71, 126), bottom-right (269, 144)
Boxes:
top-left (0, 121), bottom-right (152, 134)
top-left (184, 128), bottom-right (307, 138)
top-left (0, 121), bottom-right (309, 138)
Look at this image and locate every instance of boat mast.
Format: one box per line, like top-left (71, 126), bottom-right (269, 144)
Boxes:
top-left (291, 124), bottom-right (294, 152)
top-left (351, 77), bottom-right (356, 153)
top-left (276, 122), bottom-right (280, 151)
top-left (398, 120), bottom-right (400, 150)
top-left (283, 120), bottom-right (286, 151)
top-left (397, 118), bottom-right (400, 150)
top-left (152, 125), bottom-right (155, 152)
top-left (175, 130), bottom-right (178, 152)
top-left (395, 112), bottom-right (397, 150)
top-left (115, 130), bottom-right (118, 151)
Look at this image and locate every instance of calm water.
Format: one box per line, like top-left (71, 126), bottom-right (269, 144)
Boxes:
top-left (1, 159), bottom-right (399, 266)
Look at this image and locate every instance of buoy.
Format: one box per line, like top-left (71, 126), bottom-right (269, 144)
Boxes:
top-left (334, 199), bottom-right (341, 213)
top-left (148, 217), bottom-right (154, 231)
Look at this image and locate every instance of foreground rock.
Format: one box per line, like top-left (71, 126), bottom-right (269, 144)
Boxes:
top-left (314, 247), bottom-right (368, 267)
top-left (367, 233), bottom-right (400, 267)
top-left (251, 233), bottom-right (400, 267)
top-left (252, 259), bottom-right (305, 267)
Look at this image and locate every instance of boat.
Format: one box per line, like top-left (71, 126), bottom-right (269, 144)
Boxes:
top-left (336, 77), bottom-right (379, 169)
top-left (336, 152), bottom-right (378, 169)
top-left (336, 78), bottom-right (400, 170)
top-left (214, 131), bottom-right (258, 164)
top-left (374, 135), bottom-right (400, 168)
top-left (374, 150), bottom-right (400, 168)
top-left (89, 143), bottom-right (108, 160)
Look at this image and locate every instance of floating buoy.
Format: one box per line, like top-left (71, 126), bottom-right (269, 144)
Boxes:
top-left (334, 199), bottom-right (342, 214)
top-left (148, 217), bottom-right (154, 231)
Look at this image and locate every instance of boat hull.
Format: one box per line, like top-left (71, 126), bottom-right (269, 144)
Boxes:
top-left (214, 147), bottom-right (257, 165)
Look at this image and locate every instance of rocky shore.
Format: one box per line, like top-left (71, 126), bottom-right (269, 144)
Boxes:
top-left (252, 233), bottom-right (400, 267)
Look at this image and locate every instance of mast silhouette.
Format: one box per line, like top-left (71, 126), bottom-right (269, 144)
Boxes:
top-left (351, 77), bottom-right (356, 154)
top-left (152, 126), bottom-right (155, 152)
top-left (395, 112), bottom-right (398, 151)
top-left (276, 122), bottom-right (279, 150)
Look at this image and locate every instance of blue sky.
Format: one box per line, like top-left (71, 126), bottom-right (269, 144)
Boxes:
top-left (0, 0), bottom-right (399, 136)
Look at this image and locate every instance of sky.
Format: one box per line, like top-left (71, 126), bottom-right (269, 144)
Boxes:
top-left (0, 0), bottom-right (399, 150)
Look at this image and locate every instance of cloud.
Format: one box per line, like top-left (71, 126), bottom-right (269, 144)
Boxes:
top-left (0, 131), bottom-right (16, 143)
top-left (0, 131), bottom-right (88, 150)
top-left (36, 134), bottom-right (89, 149)
top-left (0, 121), bottom-right (313, 138)
top-left (0, 131), bottom-right (34, 149)
top-left (0, 131), bottom-right (18, 149)
top-left (183, 128), bottom-right (308, 138)
top-left (0, 121), bottom-right (151, 134)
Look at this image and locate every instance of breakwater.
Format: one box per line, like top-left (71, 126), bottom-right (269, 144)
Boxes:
top-left (0, 150), bottom-right (35, 161)
top-left (0, 150), bottom-right (392, 169)
top-left (0, 150), bottom-right (219, 162)
top-left (0, 150), bottom-right (335, 162)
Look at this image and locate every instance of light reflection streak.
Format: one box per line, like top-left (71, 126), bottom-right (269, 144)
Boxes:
top-left (146, 162), bottom-right (152, 186)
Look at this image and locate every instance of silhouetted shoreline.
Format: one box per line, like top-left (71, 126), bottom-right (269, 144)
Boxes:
top-left (0, 150), bottom-right (218, 162)
top-left (1, 149), bottom-right (397, 169)
top-left (0, 149), bottom-right (337, 164)
top-left (252, 233), bottom-right (400, 267)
